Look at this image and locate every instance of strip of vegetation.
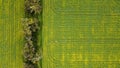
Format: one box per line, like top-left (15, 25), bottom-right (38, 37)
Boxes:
top-left (22, 0), bottom-right (42, 68)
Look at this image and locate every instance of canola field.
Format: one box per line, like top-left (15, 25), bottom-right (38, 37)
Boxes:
top-left (0, 0), bottom-right (120, 68)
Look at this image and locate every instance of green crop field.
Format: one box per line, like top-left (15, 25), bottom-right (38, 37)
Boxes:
top-left (0, 0), bottom-right (120, 68)
top-left (0, 0), bottom-right (24, 67)
top-left (43, 0), bottom-right (120, 68)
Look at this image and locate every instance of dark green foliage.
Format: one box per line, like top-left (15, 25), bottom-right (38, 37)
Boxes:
top-left (22, 18), bottom-right (41, 65)
top-left (25, 0), bottom-right (42, 14)
top-left (24, 63), bottom-right (36, 68)
top-left (22, 0), bottom-right (42, 68)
